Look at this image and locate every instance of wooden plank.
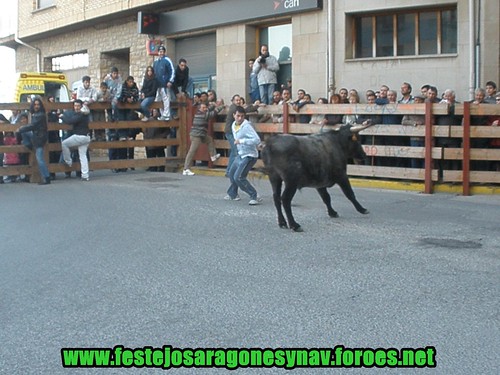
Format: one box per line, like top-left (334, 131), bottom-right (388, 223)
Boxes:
top-left (347, 165), bottom-right (439, 181)
top-left (360, 124), bottom-right (449, 137)
top-left (443, 148), bottom-right (500, 161)
top-left (363, 145), bottom-right (442, 159)
top-left (0, 165), bottom-right (33, 177)
top-left (454, 103), bottom-right (500, 116)
top-left (444, 170), bottom-right (500, 183)
top-left (449, 125), bottom-right (500, 138)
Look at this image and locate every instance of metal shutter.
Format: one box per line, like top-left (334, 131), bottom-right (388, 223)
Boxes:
top-left (175, 33), bottom-right (216, 77)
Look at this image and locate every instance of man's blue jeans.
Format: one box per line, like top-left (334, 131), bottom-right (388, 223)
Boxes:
top-left (259, 83), bottom-right (275, 105)
top-left (225, 132), bottom-right (237, 176)
top-left (21, 132), bottom-right (50, 179)
top-left (227, 155), bottom-right (258, 200)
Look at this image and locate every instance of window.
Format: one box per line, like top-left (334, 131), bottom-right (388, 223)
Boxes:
top-left (51, 53), bottom-right (88, 71)
top-left (37, 0), bottom-right (54, 9)
top-left (353, 7), bottom-right (457, 58)
top-left (259, 23), bottom-right (292, 89)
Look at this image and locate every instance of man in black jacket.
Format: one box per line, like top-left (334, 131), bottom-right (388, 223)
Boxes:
top-left (60, 99), bottom-right (91, 181)
top-left (172, 58), bottom-right (193, 97)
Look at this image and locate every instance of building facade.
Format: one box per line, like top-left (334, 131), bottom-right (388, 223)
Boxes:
top-left (3, 0), bottom-right (499, 102)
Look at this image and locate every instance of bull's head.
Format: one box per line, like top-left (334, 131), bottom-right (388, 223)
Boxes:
top-left (335, 123), bottom-right (374, 161)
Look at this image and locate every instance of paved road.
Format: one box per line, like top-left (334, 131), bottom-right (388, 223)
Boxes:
top-left (1, 171), bottom-right (499, 374)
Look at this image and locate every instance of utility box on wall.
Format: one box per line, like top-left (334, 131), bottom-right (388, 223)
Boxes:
top-left (146, 39), bottom-right (163, 56)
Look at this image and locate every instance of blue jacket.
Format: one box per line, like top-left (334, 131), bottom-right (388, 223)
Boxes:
top-left (153, 56), bottom-right (175, 87)
top-left (232, 119), bottom-right (260, 158)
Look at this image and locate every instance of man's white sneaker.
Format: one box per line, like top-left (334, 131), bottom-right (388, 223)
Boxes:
top-left (248, 196), bottom-right (263, 205)
top-left (141, 116), bottom-right (149, 122)
top-left (224, 194), bottom-right (241, 201)
top-left (211, 153), bottom-right (221, 162)
top-left (182, 169), bottom-right (195, 176)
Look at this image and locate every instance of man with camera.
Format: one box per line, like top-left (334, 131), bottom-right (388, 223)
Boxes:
top-left (252, 44), bottom-right (279, 105)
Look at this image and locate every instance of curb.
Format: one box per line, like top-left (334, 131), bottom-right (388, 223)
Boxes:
top-left (185, 167), bottom-right (500, 195)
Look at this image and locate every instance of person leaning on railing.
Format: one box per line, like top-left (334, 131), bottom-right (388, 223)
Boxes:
top-left (17, 97), bottom-right (51, 185)
top-left (401, 95), bottom-right (426, 169)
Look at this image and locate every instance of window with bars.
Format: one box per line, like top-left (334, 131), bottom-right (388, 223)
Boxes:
top-left (51, 53), bottom-right (88, 71)
top-left (353, 8), bottom-right (457, 58)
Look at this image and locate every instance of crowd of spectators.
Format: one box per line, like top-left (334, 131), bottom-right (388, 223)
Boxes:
top-left (1, 43), bottom-right (499, 185)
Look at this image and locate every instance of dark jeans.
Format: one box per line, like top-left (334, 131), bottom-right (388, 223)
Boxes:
top-left (227, 155), bottom-right (258, 200)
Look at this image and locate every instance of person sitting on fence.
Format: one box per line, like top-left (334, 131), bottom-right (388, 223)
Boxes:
top-left (17, 97), bottom-right (51, 185)
top-left (172, 58), bottom-right (194, 99)
top-left (77, 75), bottom-right (97, 118)
top-left (60, 99), bottom-right (92, 182)
top-left (182, 102), bottom-right (222, 176)
top-left (94, 81), bottom-right (111, 141)
top-left (140, 66), bottom-right (160, 122)
top-left (103, 67), bottom-right (123, 122)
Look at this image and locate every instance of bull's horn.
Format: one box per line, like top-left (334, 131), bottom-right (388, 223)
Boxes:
top-left (325, 124), bottom-right (342, 132)
top-left (350, 122), bottom-right (375, 133)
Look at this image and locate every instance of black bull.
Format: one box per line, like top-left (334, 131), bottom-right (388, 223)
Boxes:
top-left (261, 124), bottom-right (373, 232)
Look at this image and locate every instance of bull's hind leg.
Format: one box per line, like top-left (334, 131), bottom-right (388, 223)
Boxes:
top-left (281, 183), bottom-right (302, 232)
top-left (269, 174), bottom-right (288, 228)
top-left (337, 175), bottom-right (369, 214)
top-left (316, 187), bottom-right (339, 218)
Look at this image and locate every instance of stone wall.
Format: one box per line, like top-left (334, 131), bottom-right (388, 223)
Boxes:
top-left (16, 17), bottom-right (151, 86)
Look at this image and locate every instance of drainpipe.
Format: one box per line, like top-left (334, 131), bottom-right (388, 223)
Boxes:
top-left (475, 0), bottom-right (481, 89)
top-left (327, 0), bottom-right (335, 96)
top-left (14, 3), bottom-right (41, 72)
top-left (468, 0), bottom-right (475, 100)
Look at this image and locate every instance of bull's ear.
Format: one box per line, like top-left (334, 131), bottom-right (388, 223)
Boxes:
top-left (351, 134), bottom-right (358, 142)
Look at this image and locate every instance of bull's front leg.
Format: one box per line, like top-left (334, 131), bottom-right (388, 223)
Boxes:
top-left (269, 174), bottom-right (288, 228)
top-left (337, 175), bottom-right (369, 214)
top-left (281, 183), bottom-right (302, 232)
top-left (316, 187), bottom-right (339, 218)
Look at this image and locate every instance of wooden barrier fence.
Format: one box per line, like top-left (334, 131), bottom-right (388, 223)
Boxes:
top-left (1, 99), bottom-right (499, 195)
top-left (0, 98), bottom-right (188, 183)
